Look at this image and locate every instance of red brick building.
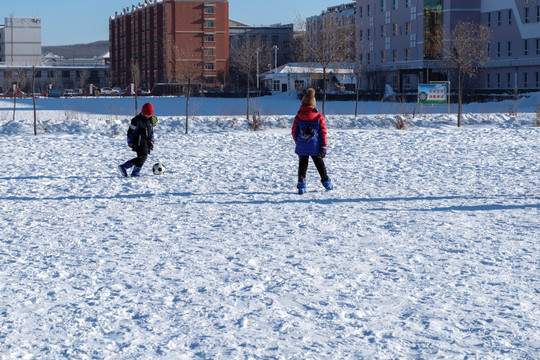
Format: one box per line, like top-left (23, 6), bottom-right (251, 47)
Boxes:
top-left (109, 0), bottom-right (229, 90)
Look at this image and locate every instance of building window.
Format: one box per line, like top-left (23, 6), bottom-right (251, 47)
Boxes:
top-left (507, 41), bottom-right (512, 56)
top-left (537, 39), bottom-right (540, 54)
top-left (403, 75), bottom-right (410, 89)
top-left (497, 11), bottom-right (502, 26)
top-left (205, 34), bottom-right (214, 42)
top-left (524, 39), bottom-right (529, 55)
top-left (405, 48), bottom-right (411, 61)
top-left (405, 0), bottom-right (411, 8)
top-left (381, 50), bottom-right (386, 63)
top-left (380, 25), bottom-right (386, 37)
top-left (393, 49), bottom-right (398, 62)
top-left (367, 4), bottom-right (371, 17)
top-left (272, 35), bottom-right (279, 46)
top-left (486, 73), bottom-right (491, 88)
top-left (359, 29), bottom-right (363, 41)
top-left (367, 29), bottom-right (371, 41)
top-left (272, 80), bottom-right (280, 91)
top-left (366, 53), bottom-right (371, 65)
top-left (204, 48), bottom-right (215, 56)
top-left (525, 7), bottom-right (530, 23)
top-left (380, 0), bottom-right (386, 12)
top-left (507, 73), bottom-right (512, 88)
top-left (393, 23), bottom-right (398, 36)
top-left (497, 73), bottom-right (501, 88)
top-left (405, 22), bottom-right (411, 35)
top-left (487, 13), bottom-right (491, 27)
top-left (35, 70), bottom-right (41, 78)
top-left (359, 6), bottom-right (363, 17)
top-left (537, 6), bottom-right (540, 22)
top-left (205, 20), bottom-right (214, 28)
top-left (62, 71), bottom-right (70, 78)
top-left (524, 72), bottom-right (528, 88)
top-left (536, 72), bottom-right (539, 88)
top-left (393, 0), bottom-right (398, 10)
top-left (205, 63), bottom-right (214, 70)
top-left (497, 42), bottom-right (501, 57)
top-left (205, 77), bottom-right (214, 84)
top-left (204, 6), bottom-right (214, 14)
top-left (508, 10), bottom-right (513, 25)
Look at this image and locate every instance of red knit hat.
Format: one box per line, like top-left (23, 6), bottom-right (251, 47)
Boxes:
top-left (142, 103), bottom-right (154, 116)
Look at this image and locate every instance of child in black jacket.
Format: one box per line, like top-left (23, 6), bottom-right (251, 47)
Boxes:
top-left (118, 103), bottom-right (155, 177)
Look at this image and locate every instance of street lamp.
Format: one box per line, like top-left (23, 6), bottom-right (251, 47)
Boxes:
top-left (273, 45), bottom-right (279, 71)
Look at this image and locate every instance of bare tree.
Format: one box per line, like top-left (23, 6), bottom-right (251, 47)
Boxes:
top-left (2, 70), bottom-right (13, 92)
top-left (229, 35), bottom-right (270, 120)
top-left (49, 70), bottom-right (59, 90)
top-left (291, 15), bottom-right (308, 63)
top-left (299, 15), bottom-right (354, 115)
top-left (443, 21), bottom-right (491, 127)
top-left (78, 69), bottom-right (88, 91)
top-left (12, 69), bottom-right (28, 121)
top-left (168, 39), bottom-right (203, 134)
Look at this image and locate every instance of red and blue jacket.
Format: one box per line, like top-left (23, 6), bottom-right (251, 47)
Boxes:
top-left (291, 105), bottom-right (327, 156)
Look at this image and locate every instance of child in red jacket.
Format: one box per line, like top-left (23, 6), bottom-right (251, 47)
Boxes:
top-left (291, 88), bottom-right (333, 194)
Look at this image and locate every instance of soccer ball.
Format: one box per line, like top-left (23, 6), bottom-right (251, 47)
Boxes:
top-left (152, 162), bottom-right (165, 175)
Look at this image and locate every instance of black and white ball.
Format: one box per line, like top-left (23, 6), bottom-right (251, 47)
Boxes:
top-left (152, 162), bottom-right (165, 175)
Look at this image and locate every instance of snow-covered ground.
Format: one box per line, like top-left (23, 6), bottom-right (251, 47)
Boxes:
top-left (0, 93), bottom-right (539, 359)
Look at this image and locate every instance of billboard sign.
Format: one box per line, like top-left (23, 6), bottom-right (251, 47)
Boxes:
top-left (418, 84), bottom-right (448, 104)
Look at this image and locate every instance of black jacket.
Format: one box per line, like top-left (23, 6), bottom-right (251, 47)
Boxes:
top-left (127, 113), bottom-right (155, 154)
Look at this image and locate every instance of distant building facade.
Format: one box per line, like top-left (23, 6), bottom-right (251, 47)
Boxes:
top-left (1, 61), bottom-right (109, 95)
top-left (0, 17), bottom-right (42, 66)
top-left (229, 20), bottom-right (294, 69)
top-left (356, 0), bottom-right (540, 93)
top-left (109, 0), bottom-right (229, 90)
top-left (306, 2), bottom-right (356, 61)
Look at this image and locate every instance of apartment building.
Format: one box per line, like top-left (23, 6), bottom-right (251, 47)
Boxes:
top-left (229, 20), bottom-right (294, 69)
top-left (109, 0), bottom-right (229, 90)
top-left (484, 1), bottom-right (540, 92)
top-left (306, 2), bottom-right (356, 60)
top-left (0, 17), bottom-right (42, 66)
top-left (356, 0), bottom-right (540, 93)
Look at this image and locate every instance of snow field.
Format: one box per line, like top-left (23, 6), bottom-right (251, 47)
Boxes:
top-left (1, 118), bottom-right (539, 359)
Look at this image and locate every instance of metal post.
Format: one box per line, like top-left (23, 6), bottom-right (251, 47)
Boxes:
top-left (273, 45), bottom-right (279, 71)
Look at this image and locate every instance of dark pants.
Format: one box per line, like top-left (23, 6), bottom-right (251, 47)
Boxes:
top-left (130, 151), bottom-right (148, 168)
top-left (298, 155), bottom-right (328, 182)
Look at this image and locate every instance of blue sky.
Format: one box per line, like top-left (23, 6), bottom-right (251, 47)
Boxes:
top-left (2, 0), bottom-right (349, 46)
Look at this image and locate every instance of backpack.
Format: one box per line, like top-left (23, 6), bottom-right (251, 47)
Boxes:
top-left (295, 119), bottom-right (321, 156)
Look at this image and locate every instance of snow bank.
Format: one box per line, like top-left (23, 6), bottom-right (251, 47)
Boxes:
top-left (1, 91), bottom-right (539, 136)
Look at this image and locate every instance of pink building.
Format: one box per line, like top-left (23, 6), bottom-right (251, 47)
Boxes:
top-left (356, 0), bottom-right (540, 93)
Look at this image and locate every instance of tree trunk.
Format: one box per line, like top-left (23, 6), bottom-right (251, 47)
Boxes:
top-left (186, 81), bottom-right (190, 134)
top-left (355, 78), bottom-right (360, 117)
top-left (322, 67), bottom-right (327, 116)
top-left (13, 86), bottom-right (17, 122)
top-left (246, 70), bottom-right (251, 120)
top-left (32, 67), bottom-right (37, 136)
top-left (135, 89), bottom-right (139, 116)
top-left (457, 69), bottom-right (462, 127)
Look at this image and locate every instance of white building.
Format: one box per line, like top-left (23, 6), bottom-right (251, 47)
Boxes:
top-left (0, 17), bottom-right (42, 65)
top-left (262, 62), bottom-right (356, 93)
